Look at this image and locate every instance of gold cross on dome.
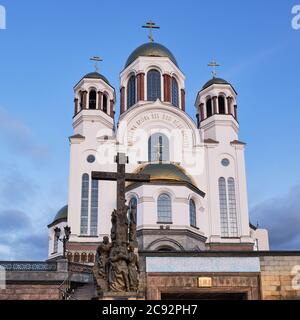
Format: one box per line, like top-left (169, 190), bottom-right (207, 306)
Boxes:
top-left (142, 20), bottom-right (160, 42)
top-left (90, 56), bottom-right (103, 72)
top-left (208, 59), bottom-right (220, 78)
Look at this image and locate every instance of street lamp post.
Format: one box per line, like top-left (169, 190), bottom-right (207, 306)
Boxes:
top-left (54, 226), bottom-right (71, 259)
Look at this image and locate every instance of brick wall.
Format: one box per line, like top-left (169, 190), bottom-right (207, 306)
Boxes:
top-left (0, 284), bottom-right (60, 300)
top-left (260, 256), bottom-right (300, 300)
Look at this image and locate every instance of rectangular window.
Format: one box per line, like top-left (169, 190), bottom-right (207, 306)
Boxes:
top-left (219, 178), bottom-right (229, 237)
top-left (80, 174), bottom-right (89, 235)
top-left (90, 179), bottom-right (99, 236)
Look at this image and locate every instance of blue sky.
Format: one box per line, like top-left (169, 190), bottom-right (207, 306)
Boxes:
top-left (0, 0), bottom-right (299, 259)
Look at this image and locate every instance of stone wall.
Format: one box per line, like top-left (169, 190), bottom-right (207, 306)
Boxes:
top-left (0, 284), bottom-right (60, 300)
top-left (260, 255), bottom-right (300, 300)
top-left (0, 260), bottom-right (93, 301)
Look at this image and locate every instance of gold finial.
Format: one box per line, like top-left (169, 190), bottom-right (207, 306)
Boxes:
top-left (90, 56), bottom-right (103, 72)
top-left (208, 59), bottom-right (220, 78)
top-left (142, 20), bottom-right (160, 42)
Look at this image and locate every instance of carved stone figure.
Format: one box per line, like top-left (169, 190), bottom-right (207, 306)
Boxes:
top-left (128, 245), bottom-right (140, 292)
top-left (93, 236), bottom-right (112, 293)
top-left (129, 205), bottom-right (137, 243)
top-left (108, 241), bottom-right (130, 292)
top-left (111, 210), bottom-right (117, 242)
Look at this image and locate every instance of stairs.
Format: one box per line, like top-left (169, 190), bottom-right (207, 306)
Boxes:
top-left (72, 281), bottom-right (97, 300)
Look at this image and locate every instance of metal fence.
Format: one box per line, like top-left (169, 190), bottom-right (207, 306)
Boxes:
top-left (0, 261), bottom-right (57, 272)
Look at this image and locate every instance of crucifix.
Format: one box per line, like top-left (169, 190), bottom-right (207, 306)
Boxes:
top-left (142, 20), bottom-right (160, 42)
top-left (90, 56), bottom-right (103, 72)
top-left (208, 59), bottom-right (220, 78)
top-left (92, 153), bottom-right (150, 244)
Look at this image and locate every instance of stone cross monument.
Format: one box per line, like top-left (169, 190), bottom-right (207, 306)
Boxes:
top-left (92, 153), bottom-right (150, 298)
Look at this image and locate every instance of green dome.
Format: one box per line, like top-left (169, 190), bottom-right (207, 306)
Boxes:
top-left (125, 42), bottom-right (178, 68)
top-left (202, 77), bottom-right (230, 90)
top-left (84, 72), bottom-right (110, 85)
top-left (52, 205), bottom-right (68, 224)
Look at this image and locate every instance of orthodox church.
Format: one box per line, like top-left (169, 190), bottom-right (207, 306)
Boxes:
top-left (47, 35), bottom-right (269, 263)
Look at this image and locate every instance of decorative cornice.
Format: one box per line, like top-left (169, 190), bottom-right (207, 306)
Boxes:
top-left (231, 140), bottom-right (246, 146)
top-left (69, 134), bottom-right (85, 144)
top-left (204, 138), bottom-right (219, 144)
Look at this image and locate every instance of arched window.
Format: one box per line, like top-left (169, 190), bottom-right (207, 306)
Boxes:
top-left (128, 197), bottom-right (137, 238)
top-left (80, 174), bottom-right (89, 235)
top-left (80, 91), bottom-right (84, 109)
top-left (128, 197), bottom-right (137, 222)
top-left (81, 253), bottom-right (87, 263)
top-left (206, 98), bottom-right (213, 118)
top-left (147, 69), bottom-right (161, 101)
top-left (89, 90), bottom-right (97, 109)
top-left (148, 133), bottom-right (169, 162)
top-left (189, 199), bottom-right (197, 227)
top-left (127, 75), bottom-right (136, 108)
top-left (90, 179), bottom-right (99, 236)
top-left (228, 178), bottom-right (238, 237)
top-left (218, 177), bottom-right (229, 237)
top-left (88, 253), bottom-right (95, 263)
top-left (171, 77), bottom-right (179, 107)
top-left (74, 253), bottom-right (80, 263)
top-left (103, 94), bottom-right (108, 113)
top-left (157, 246), bottom-right (174, 252)
top-left (53, 230), bottom-right (59, 253)
top-left (218, 96), bottom-right (226, 114)
top-left (157, 193), bottom-right (172, 223)
top-left (67, 252), bottom-right (73, 262)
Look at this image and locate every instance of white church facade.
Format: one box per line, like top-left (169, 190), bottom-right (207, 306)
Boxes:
top-left (48, 41), bottom-right (269, 263)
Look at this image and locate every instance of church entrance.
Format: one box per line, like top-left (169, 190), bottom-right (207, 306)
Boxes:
top-left (161, 292), bottom-right (248, 300)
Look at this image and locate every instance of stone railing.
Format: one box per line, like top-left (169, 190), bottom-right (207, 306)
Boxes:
top-left (68, 262), bottom-right (93, 274)
top-left (0, 261), bottom-right (57, 272)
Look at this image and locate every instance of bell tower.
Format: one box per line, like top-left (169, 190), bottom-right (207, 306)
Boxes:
top-left (67, 65), bottom-right (117, 248)
top-left (73, 70), bottom-right (116, 137)
top-left (195, 69), bottom-right (256, 250)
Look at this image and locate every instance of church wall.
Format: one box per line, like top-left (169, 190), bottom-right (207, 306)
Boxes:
top-left (129, 184), bottom-right (206, 236)
top-left (68, 114), bottom-right (116, 242)
top-left (203, 125), bottom-right (253, 246)
top-left (201, 115), bottom-right (239, 143)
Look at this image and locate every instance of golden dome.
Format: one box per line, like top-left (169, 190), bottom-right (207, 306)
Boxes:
top-left (129, 163), bottom-right (205, 197)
